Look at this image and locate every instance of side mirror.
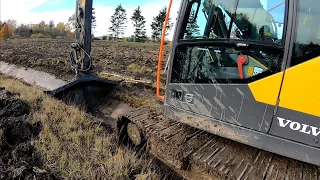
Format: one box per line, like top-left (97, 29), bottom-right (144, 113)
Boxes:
top-left (188, 0), bottom-right (201, 23)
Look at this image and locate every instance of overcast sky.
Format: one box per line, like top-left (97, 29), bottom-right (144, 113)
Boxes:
top-left (0, 0), bottom-right (181, 39)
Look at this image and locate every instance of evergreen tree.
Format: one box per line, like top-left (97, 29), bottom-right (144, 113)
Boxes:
top-left (186, 9), bottom-right (200, 36)
top-left (109, 4), bottom-right (127, 41)
top-left (151, 6), bottom-right (173, 41)
top-left (0, 24), bottom-right (9, 40)
top-left (131, 6), bottom-right (146, 42)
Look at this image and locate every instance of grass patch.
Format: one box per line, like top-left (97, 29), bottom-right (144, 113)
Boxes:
top-left (127, 64), bottom-right (153, 74)
top-left (112, 91), bottom-right (158, 108)
top-left (98, 72), bottom-right (165, 108)
top-left (0, 75), bottom-right (164, 179)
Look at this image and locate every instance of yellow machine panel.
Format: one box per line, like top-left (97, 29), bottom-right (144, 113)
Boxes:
top-left (279, 56), bottom-right (320, 117)
top-left (248, 71), bottom-right (283, 106)
top-left (249, 56), bottom-right (320, 117)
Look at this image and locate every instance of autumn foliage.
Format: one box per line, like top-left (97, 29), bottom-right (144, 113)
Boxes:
top-left (0, 24), bottom-right (9, 40)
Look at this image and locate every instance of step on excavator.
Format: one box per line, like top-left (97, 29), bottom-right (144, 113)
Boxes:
top-left (47, 0), bottom-right (320, 179)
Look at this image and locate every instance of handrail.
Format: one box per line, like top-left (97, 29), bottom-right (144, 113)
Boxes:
top-left (156, 0), bottom-right (173, 100)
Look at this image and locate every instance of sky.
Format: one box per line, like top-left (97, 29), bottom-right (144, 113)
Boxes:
top-left (0, 0), bottom-right (285, 40)
top-left (0, 0), bottom-right (181, 39)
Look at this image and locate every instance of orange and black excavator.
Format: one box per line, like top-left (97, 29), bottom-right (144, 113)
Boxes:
top-left (48, 0), bottom-right (320, 179)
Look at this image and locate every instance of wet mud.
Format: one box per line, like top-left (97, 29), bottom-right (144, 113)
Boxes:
top-left (0, 88), bottom-right (58, 179)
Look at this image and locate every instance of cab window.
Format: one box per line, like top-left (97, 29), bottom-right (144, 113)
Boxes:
top-left (291, 0), bottom-right (320, 67)
top-left (182, 0), bottom-right (286, 44)
top-left (171, 44), bottom-right (283, 84)
top-left (172, 0), bottom-right (286, 84)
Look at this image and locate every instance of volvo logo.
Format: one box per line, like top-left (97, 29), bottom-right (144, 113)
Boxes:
top-left (185, 93), bottom-right (194, 103)
top-left (277, 117), bottom-right (320, 137)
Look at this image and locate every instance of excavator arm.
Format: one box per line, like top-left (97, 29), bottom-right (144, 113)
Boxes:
top-left (70, 0), bottom-right (93, 73)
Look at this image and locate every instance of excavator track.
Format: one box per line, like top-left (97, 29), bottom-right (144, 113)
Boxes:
top-left (117, 107), bottom-right (320, 180)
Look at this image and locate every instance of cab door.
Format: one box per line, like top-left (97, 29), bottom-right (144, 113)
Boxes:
top-left (164, 0), bottom-right (288, 133)
top-left (269, 0), bottom-right (320, 148)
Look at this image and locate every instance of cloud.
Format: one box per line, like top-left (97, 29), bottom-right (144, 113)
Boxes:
top-left (0, 0), bottom-right (72, 25)
top-left (0, 0), bottom-right (181, 40)
top-left (1, 0), bottom-right (48, 12)
top-left (47, 0), bottom-right (64, 5)
top-left (1, 0), bottom-right (48, 20)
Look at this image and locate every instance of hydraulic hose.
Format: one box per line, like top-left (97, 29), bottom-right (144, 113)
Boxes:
top-left (156, 0), bottom-right (173, 100)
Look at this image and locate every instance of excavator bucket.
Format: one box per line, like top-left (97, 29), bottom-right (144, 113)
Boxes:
top-left (44, 73), bottom-right (123, 111)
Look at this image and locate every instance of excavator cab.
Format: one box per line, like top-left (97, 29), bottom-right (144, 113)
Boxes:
top-left (163, 0), bottom-right (320, 166)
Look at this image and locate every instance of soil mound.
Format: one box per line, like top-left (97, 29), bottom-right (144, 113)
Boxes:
top-left (0, 88), bottom-right (58, 179)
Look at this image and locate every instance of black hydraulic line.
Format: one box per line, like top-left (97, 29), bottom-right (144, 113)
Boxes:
top-left (227, 0), bottom-right (240, 38)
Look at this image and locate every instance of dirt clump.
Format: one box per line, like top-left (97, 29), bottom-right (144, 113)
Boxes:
top-left (0, 88), bottom-right (58, 179)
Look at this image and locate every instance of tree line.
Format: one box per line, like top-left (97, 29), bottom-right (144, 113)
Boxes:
top-left (108, 4), bottom-right (174, 42)
top-left (0, 19), bottom-right (74, 39)
top-left (0, 9), bottom-right (96, 40)
top-left (0, 4), bottom-right (173, 42)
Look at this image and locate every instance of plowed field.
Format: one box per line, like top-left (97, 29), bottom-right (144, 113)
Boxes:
top-left (0, 39), bottom-right (170, 82)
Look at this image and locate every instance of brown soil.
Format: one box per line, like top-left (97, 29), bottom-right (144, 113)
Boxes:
top-left (0, 88), bottom-right (58, 179)
top-left (0, 39), bottom-right (170, 82)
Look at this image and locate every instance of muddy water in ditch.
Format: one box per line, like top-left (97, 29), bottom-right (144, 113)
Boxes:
top-left (0, 61), bottom-right (67, 91)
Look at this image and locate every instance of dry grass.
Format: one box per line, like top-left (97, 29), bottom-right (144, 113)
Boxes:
top-left (127, 64), bottom-right (153, 74)
top-left (98, 72), bottom-right (163, 108)
top-left (112, 91), bottom-right (158, 108)
top-left (0, 75), bottom-right (163, 180)
top-left (99, 72), bottom-right (165, 92)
